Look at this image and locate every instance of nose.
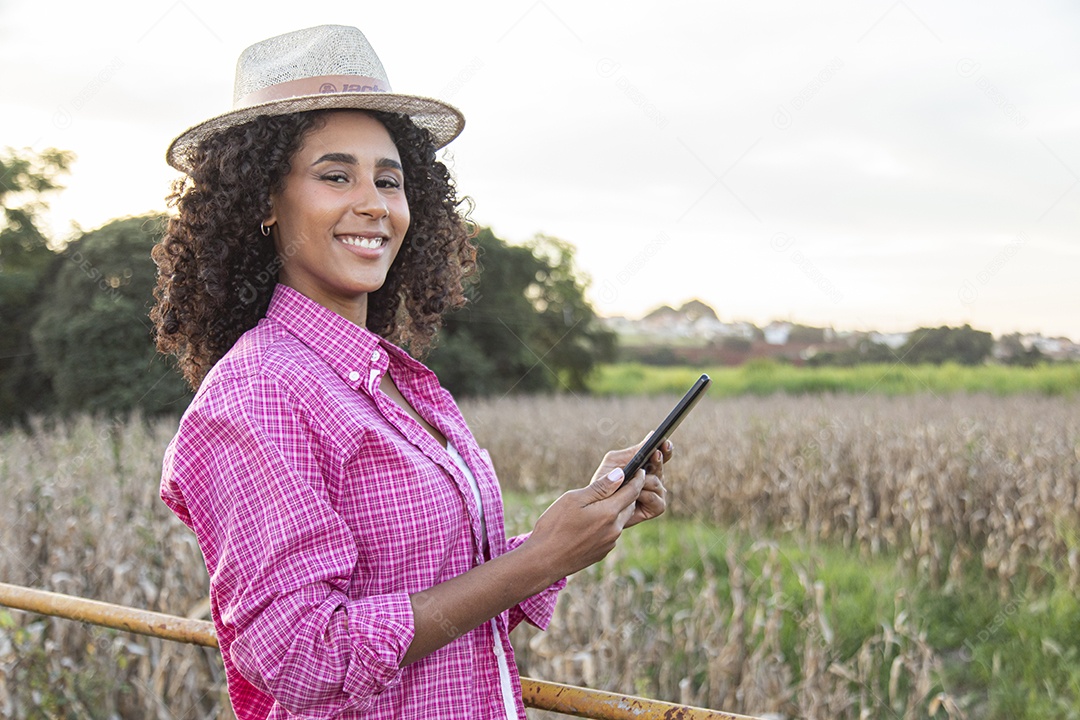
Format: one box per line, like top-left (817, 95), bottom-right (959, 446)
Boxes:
top-left (351, 179), bottom-right (390, 219)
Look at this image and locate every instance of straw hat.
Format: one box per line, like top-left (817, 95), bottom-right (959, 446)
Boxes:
top-left (166, 25), bottom-right (465, 173)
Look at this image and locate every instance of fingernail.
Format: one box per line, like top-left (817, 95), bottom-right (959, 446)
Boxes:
top-left (607, 468), bottom-right (624, 483)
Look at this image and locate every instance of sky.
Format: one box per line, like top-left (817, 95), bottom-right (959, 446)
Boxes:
top-left (2, 1), bottom-right (1078, 339)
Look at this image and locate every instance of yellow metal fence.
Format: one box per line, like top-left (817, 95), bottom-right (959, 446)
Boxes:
top-left (0, 582), bottom-right (754, 720)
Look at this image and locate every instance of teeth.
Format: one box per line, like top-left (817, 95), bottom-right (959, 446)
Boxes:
top-left (338, 235), bottom-right (385, 249)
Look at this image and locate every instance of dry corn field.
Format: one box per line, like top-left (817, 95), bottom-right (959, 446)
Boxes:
top-left (0, 393), bottom-right (1077, 719)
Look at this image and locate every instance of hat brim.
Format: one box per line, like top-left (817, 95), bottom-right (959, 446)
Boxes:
top-left (166, 92), bottom-right (464, 173)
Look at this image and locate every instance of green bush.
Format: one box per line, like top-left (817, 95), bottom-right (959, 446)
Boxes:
top-left (30, 215), bottom-right (191, 416)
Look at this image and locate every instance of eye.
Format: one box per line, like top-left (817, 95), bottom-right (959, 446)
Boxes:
top-left (376, 176), bottom-right (402, 190)
top-left (320, 172), bottom-right (349, 184)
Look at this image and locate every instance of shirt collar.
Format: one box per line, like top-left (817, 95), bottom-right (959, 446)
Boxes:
top-left (264, 284), bottom-right (395, 391)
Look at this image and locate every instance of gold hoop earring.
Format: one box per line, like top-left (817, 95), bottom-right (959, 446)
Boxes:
top-left (260, 222), bottom-right (271, 237)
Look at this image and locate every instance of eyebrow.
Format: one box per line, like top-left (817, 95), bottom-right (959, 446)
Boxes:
top-left (311, 152), bottom-right (402, 171)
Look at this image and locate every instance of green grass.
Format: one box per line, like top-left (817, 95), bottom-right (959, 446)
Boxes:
top-left (587, 360), bottom-right (1080, 396)
top-left (504, 490), bottom-right (912, 691)
top-left (502, 491), bottom-right (1080, 719)
top-left (917, 562), bottom-right (1080, 719)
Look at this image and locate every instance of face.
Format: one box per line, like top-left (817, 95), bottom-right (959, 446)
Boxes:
top-left (267, 111), bottom-right (410, 325)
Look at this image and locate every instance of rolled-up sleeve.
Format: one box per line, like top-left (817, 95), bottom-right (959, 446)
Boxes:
top-left (233, 590), bottom-right (414, 714)
top-left (167, 376), bottom-right (415, 716)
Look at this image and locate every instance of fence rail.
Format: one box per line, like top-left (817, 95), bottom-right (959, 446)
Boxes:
top-left (0, 581), bottom-right (754, 720)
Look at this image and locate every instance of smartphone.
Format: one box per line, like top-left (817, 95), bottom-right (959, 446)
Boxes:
top-left (621, 373), bottom-right (712, 484)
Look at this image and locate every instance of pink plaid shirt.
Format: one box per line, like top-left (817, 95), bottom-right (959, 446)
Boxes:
top-left (161, 285), bottom-right (565, 719)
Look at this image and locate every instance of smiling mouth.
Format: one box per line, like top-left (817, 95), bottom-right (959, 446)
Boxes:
top-left (336, 235), bottom-right (387, 249)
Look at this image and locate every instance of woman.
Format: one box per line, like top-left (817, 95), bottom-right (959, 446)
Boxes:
top-left (153, 25), bottom-right (670, 719)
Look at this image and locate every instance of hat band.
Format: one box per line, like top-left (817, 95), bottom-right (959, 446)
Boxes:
top-left (237, 74), bottom-right (390, 109)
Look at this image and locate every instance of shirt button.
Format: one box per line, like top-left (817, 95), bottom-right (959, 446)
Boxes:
top-left (371, 349), bottom-right (381, 362)
top-left (348, 371), bottom-right (360, 382)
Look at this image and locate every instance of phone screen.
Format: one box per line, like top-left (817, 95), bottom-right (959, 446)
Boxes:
top-left (621, 373), bottom-right (711, 483)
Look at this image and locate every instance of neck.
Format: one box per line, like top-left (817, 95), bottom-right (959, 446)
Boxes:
top-left (277, 277), bottom-right (369, 328)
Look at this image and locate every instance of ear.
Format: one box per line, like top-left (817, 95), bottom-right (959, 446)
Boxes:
top-left (261, 211), bottom-right (276, 238)
top-left (264, 196), bottom-right (277, 228)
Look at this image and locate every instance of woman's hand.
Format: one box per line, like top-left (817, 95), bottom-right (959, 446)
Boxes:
top-left (522, 439), bottom-right (670, 585)
top-left (586, 436), bottom-right (671, 529)
top-left (402, 439), bottom-right (670, 666)
top-left (625, 438), bottom-right (672, 529)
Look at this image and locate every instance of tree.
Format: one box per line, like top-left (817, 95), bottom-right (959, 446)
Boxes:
top-left (899, 324), bottom-right (993, 366)
top-left (788, 324), bottom-right (827, 344)
top-left (30, 215), bottom-right (192, 416)
top-left (526, 235), bottom-right (617, 390)
top-left (997, 333), bottom-right (1045, 367)
top-left (0, 147), bottom-right (73, 422)
top-left (805, 339), bottom-right (899, 367)
top-left (425, 228), bottom-right (615, 396)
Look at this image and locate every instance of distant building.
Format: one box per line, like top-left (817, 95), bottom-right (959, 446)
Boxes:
top-left (600, 303), bottom-right (1079, 364)
top-left (602, 316), bottom-right (637, 334)
top-left (1020, 334), bottom-right (1080, 360)
top-left (763, 321), bottom-right (792, 345)
top-left (869, 332), bottom-right (909, 350)
top-left (721, 321), bottom-right (757, 340)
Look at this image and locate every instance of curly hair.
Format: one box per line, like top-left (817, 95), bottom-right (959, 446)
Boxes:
top-left (151, 110), bottom-right (476, 390)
